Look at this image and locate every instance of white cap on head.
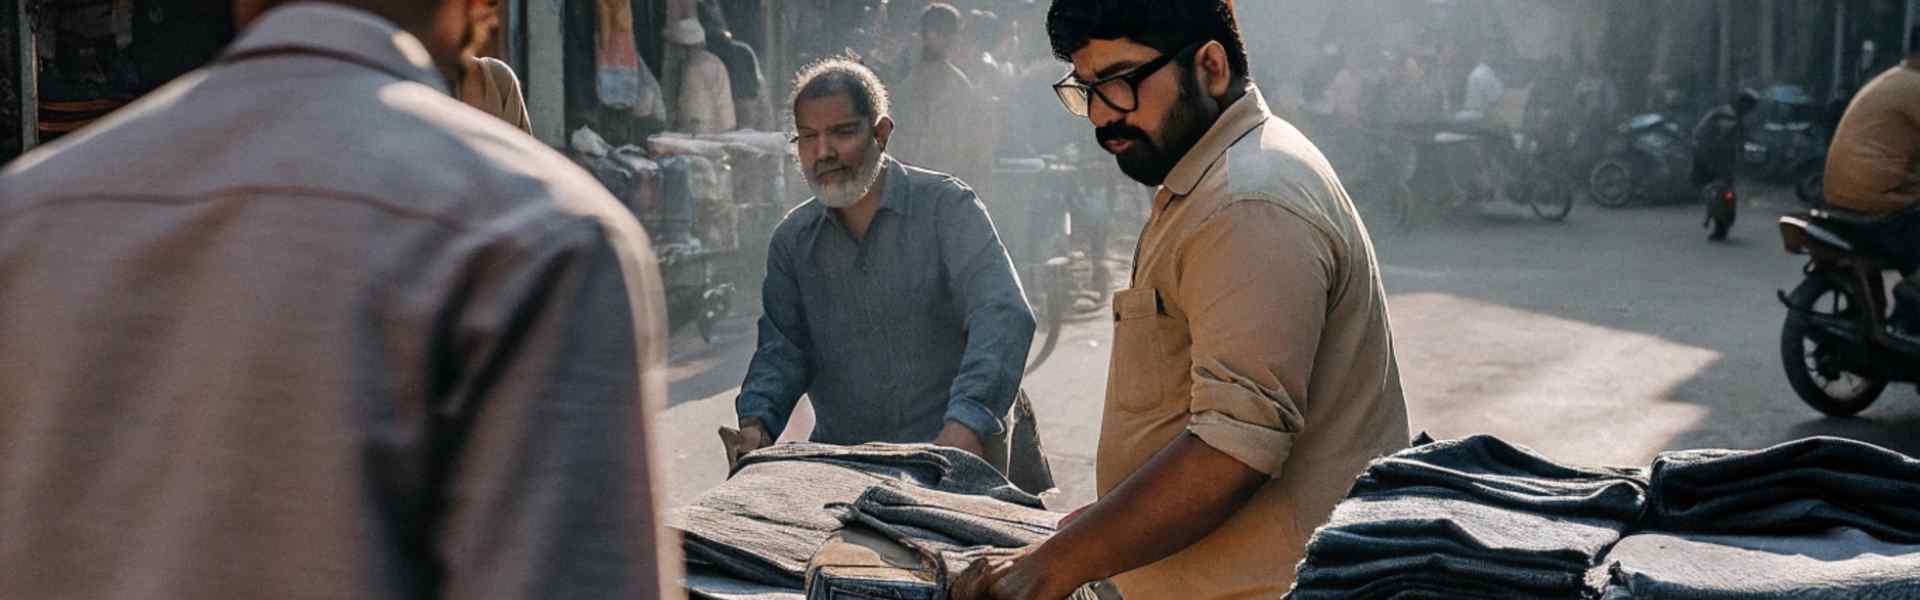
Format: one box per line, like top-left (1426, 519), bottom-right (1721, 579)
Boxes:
top-left (667, 17), bottom-right (706, 46)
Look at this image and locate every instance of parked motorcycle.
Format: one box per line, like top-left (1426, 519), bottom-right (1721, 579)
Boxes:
top-left (1776, 207), bottom-right (1920, 416)
top-left (1589, 113), bottom-right (1696, 207)
top-left (1743, 85), bottom-right (1830, 207)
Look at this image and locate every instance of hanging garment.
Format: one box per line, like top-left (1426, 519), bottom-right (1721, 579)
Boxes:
top-left (595, 0), bottom-right (663, 117)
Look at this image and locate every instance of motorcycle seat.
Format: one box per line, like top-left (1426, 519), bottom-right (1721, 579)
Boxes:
top-left (1809, 207), bottom-right (1883, 227)
top-left (1795, 206), bottom-right (1920, 269)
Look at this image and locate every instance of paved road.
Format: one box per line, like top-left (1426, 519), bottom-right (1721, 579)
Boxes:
top-left (655, 188), bottom-right (1920, 510)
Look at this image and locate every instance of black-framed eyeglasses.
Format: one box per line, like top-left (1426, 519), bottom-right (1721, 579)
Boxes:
top-left (1052, 42), bottom-right (1204, 117)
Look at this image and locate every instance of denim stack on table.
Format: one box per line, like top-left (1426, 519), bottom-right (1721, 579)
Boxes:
top-left (1290, 435), bottom-right (1650, 600)
top-left (672, 443), bottom-right (1102, 600)
top-left (1600, 528), bottom-right (1920, 600)
top-left (1643, 436), bottom-right (1920, 543)
top-left (1601, 436), bottom-right (1920, 599)
top-left (1295, 435), bottom-right (1920, 600)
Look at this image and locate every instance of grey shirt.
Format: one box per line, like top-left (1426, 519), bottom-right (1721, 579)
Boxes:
top-left (0, 5), bottom-right (679, 600)
top-left (737, 157), bottom-right (1034, 444)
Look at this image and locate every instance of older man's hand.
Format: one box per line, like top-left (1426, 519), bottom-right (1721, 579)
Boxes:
top-left (933, 420), bottom-right (987, 459)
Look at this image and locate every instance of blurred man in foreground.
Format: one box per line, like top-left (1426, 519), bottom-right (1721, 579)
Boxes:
top-left (0, 1), bottom-right (678, 598)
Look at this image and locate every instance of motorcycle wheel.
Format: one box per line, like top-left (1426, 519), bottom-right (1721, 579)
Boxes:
top-left (1589, 159), bottom-right (1634, 208)
top-left (1781, 276), bottom-right (1888, 417)
top-left (1796, 171), bottom-right (1825, 207)
top-left (1527, 175), bottom-right (1574, 222)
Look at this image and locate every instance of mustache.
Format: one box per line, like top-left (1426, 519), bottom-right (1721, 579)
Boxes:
top-left (813, 162), bottom-right (851, 178)
top-left (1095, 123), bottom-right (1150, 148)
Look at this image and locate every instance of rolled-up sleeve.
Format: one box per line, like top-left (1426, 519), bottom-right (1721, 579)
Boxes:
top-left (1176, 200), bottom-right (1332, 476)
top-left (939, 184), bottom-right (1036, 439)
top-left (736, 228), bottom-right (812, 435)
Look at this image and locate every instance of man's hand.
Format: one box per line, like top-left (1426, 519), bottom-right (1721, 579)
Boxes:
top-left (737, 421), bottom-right (775, 453)
top-left (949, 548), bottom-right (1081, 600)
top-left (933, 420), bottom-right (987, 458)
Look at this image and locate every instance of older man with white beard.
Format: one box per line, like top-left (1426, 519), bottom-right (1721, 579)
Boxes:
top-left (732, 58), bottom-right (1040, 486)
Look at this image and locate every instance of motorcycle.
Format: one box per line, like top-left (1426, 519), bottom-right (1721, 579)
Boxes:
top-left (1742, 85), bottom-right (1830, 206)
top-left (1589, 113), bottom-right (1696, 207)
top-left (1702, 178), bottom-right (1738, 240)
top-left (1776, 207), bottom-right (1920, 416)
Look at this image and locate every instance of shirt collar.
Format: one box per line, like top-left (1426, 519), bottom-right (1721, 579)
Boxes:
top-left (1161, 85), bottom-right (1271, 198)
top-left (223, 3), bottom-right (449, 94)
top-left (877, 156), bottom-right (913, 216)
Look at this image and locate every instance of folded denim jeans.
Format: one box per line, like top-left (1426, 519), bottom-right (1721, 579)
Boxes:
top-left (1352, 435), bottom-right (1650, 521)
top-left (1648, 437), bottom-right (1920, 542)
top-left (1601, 528), bottom-right (1920, 599)
top-left (1293, 487), bottom-right (1624, 597)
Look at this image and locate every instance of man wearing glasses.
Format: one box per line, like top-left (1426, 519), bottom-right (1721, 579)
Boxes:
top-left (730, 57), bottom-right (1046, 491)
top-left (951, 2), bottom-right (1409, 599)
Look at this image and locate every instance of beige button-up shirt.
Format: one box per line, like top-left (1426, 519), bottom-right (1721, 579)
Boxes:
top-left (1098, 86), bottom-right (1411, 599)
top-left (0, 5), bottom-right (677, 599)
top-left (1826, 60), bottom-right (1920, 215)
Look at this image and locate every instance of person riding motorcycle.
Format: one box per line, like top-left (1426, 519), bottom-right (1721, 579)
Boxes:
top-left (1692, 88), bottom-right (1758, 239)
top-left (1692, 89), bottom-right (1758, 187)
top-left (1824, 30), bottom-right (1920, 331)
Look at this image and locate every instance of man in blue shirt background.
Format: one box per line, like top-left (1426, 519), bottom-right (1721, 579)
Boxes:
top-left (732, 57), bottom-right (1041, 487)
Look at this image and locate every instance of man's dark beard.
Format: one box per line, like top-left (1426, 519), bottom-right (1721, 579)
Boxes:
top-left (1096, 70), bottom-right (1215, 187)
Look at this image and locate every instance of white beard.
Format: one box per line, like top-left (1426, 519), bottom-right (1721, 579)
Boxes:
top-left (808, 147), bottom-right (885, 209)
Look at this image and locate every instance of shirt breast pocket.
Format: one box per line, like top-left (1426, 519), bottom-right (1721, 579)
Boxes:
top-left (1110, 287), bottom-right (1186, 414)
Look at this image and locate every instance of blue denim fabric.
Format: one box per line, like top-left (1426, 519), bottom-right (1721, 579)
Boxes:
top-left (1351, 434), bottom-right (1650, 521)
top-left (1292, 436), bottom-right (1644, 600)
top-left (1292, 487), bottom-right (1623, 598)
top-left (1647, 436), bottom-right (1920, 543)
top-left (1602, 529), bottom-right (1920, 599)
top-left (736, 157), bottom-right (1035, 444)
top-left (671, 444), bottom-right (1044, 589)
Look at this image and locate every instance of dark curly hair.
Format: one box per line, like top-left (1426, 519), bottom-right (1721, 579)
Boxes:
top-left (1046, 0), bottom-right (1248, 79)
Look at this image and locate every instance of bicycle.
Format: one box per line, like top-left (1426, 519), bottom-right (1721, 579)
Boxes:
top-left (992, 157), bottom-right (1081, 376)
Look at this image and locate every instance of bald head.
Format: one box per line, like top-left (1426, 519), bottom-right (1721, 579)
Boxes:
top-left (234, 0), bottom-right (482, 81)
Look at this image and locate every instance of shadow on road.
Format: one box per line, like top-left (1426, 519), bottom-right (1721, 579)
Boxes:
top-left (1379, 194), bottom-right (1920, 462)
top-left (665, 315), bottom-right (760, 408)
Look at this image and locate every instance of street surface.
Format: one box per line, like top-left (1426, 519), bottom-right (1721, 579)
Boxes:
top-left (655, 187), bottom-right (1920, 510)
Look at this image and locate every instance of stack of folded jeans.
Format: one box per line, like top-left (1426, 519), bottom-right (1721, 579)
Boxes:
top-left (1644, 436), bottom-right (1920, 543)
top-left (1291, 435), bottom-right (1651, 600)
top-left (1296, 435), bottom-right (1920, 600)
top-left (1599, 436), bottom-right (1920, 599)
top-left (1601, 528), bottom-right (1920, 599)
top-left (670, 443), bottom-right (1060, 600)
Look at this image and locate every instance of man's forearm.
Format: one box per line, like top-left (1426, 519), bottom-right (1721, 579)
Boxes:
top-left (1022, 433), bottom-right (1269, 589)
top-left (944, 300), bottom-right (1036, 438)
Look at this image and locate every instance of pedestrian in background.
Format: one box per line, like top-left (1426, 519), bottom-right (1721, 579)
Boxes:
top-left (732, 57), bottom-right (1048, 493)
top-left (457, 0), bottom-right (534, 133)
top-left (0, 1), bottom-right (679, 598)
